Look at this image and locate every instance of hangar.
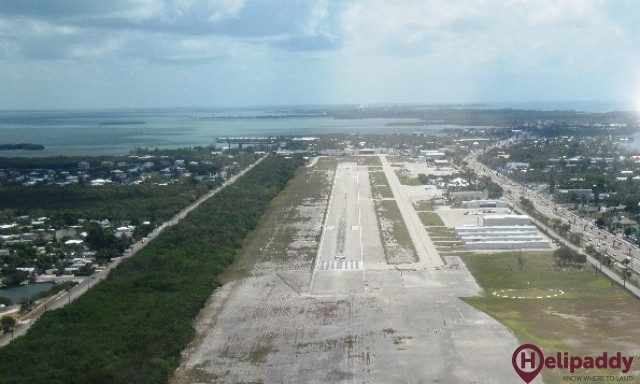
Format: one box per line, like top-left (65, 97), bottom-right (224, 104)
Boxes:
top-left (455, 214), bottom-right (551, 250)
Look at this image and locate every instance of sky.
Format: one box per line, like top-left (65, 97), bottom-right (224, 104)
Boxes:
top-left (1, 0), bottom-right (639, 110)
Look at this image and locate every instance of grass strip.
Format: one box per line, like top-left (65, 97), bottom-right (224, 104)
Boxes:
top-left (418, 211), bottom-right (445, 226)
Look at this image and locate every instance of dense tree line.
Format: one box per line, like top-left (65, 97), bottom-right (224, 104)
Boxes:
top-left (553, 246), bottom-right (586, 266)
top-left (0, 183), bottom-right (213, 224)
top-left (315, 106), bottom-right (638, 127)
top-left (0, 154), bottom-right (304, 384)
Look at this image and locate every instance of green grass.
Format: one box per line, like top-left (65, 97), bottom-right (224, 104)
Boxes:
top-left (461, 251), bottom-right (618, 295)
top-left (356, 156), bottom-right (382, 166)
top-left (437, 247), bottom-right (465, 252)
top-left (430, 236), bottom-right (458, 241)
top-left (461, 251), bottom-right (640, 384)
top-left (369, 171), bottom-right (389, 186)
top-left (374, 199), bottom-right (417, 263)
top-left (311, 156), bottom-right (338, 170)
top-left (439, 251), bottom-right (474, 257)
top-left (398, 176), bottom-right (422, 186)
top-left (435, 244), bottom-right (465, 251)
top-left (223, 162), bottom-right (332, 280)
top-left (413, 200), bottom-right (434, 211)
top-left (386, 156), bottom-right (412, 163)
top-left (372, 185), bottom-right (393, 199)
top-left (417, 211), bottom-right (445, 226)
top-left (426, 226), bottom-right (454, 235)
top-left (338, 156), bottom-right (382, 166)
top-left (394, 169), bottom-right (421, 186)
top-left (369, 171), bottom-right (394, 199)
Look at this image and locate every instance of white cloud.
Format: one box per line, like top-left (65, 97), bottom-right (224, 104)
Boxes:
top-left (1, 0), bottom-right (639, 108)
top-left (109, 0), bottom-right (166, 23)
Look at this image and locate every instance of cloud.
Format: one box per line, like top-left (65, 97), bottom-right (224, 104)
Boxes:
top-left (0, 0), bottom-right (639, 108)
top-left (0, 0), bottom-right (344, 63)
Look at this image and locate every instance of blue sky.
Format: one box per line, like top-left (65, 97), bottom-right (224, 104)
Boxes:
top-left (1, 0), bottom-right (639, 110)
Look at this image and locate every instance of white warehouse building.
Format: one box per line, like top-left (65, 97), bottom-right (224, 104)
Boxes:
top-left (461, 200), bottom-right (510, 209)
top-left (455, 214), bottom-right (551, 251)
top-left (482, 214), bottom-right (530, 226)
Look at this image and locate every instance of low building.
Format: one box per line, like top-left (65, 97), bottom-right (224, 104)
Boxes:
top-left (483, 214), bottom-right (530, 226)
top-left (358, 148), bottom-right (385, 155)
top-left (505, 162), bottom-right (529, 170)
top-left (450, 191), bottom-right (486, 202)
top-left (56, 227), bottom-right (77, 240)
top-left (420, 150), bottom-right (446, 161)
top-left (464, 240), bottom-right (551, 250)
top-left (454, 213), bottom-right (551, 251)
top-left (461, 200), bottom-right (510, 209)
top-left (77, 161), bottom-right (90, 170)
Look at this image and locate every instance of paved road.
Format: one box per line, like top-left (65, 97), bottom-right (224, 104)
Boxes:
top-left (0, 155), bottom-right (267, 347)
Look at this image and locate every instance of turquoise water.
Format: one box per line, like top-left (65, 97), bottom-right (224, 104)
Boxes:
top-left (0, 108), bottom-right (429, 156)
top-left (0, 103), bottom-right (636, 157)
top-left (0, 282), bottom-right (57, 304)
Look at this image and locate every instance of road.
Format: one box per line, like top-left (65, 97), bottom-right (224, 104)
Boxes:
top-left (465, 152), bottom-right (640, 299)
top-left (0, 155), bottom-right (267, 347)
top-left (379, 155), bottom-right (444, 268)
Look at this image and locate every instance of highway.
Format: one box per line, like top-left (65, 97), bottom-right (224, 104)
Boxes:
top-left (0, 155), bottom-right (267, 347)
top-left (465, 151), bottom-right (640, 299)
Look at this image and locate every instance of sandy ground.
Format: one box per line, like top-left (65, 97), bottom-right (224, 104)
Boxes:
top-left (171, 157), bottom-right (539, 384)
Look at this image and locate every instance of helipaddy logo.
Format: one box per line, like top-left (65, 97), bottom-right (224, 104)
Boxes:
top-left (512, 344), bottom-right (635, 383)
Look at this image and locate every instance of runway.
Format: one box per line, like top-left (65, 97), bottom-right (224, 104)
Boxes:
top-left (311, 162), bottom-right (366, 295)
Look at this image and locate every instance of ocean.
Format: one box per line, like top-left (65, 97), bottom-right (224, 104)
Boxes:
top-left (0, 102), bottom-right (636, 157)
top-left (0, 107), bottom-right (429, 157)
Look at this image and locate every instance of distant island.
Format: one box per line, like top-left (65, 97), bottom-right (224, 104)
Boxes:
top-left (98, 121), bottom-right (146, 126)
top-left (0, 143), bottom-right (44, 151)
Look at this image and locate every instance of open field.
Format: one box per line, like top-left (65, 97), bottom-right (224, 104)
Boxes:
top-left (394, 168), bottom-right (422, 185)
top-left (219, 158), bottom-right (333, 284)
top-left (426, 227), bottom-right (458, 240)
top-left (369, 170), bottom-right (394, 199)
top-left (374, 199), bottom-right (417, 264)
top-left (418, 211), bottom-right (445, 226)
top-left (385, 155), bottom-right (412, 163)
top-left (173, 156), bottom-right (531, 384)
top-left (462, 251), bottom-right (640, 383)
top-left (413, 199), bottom-right (435, 211)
